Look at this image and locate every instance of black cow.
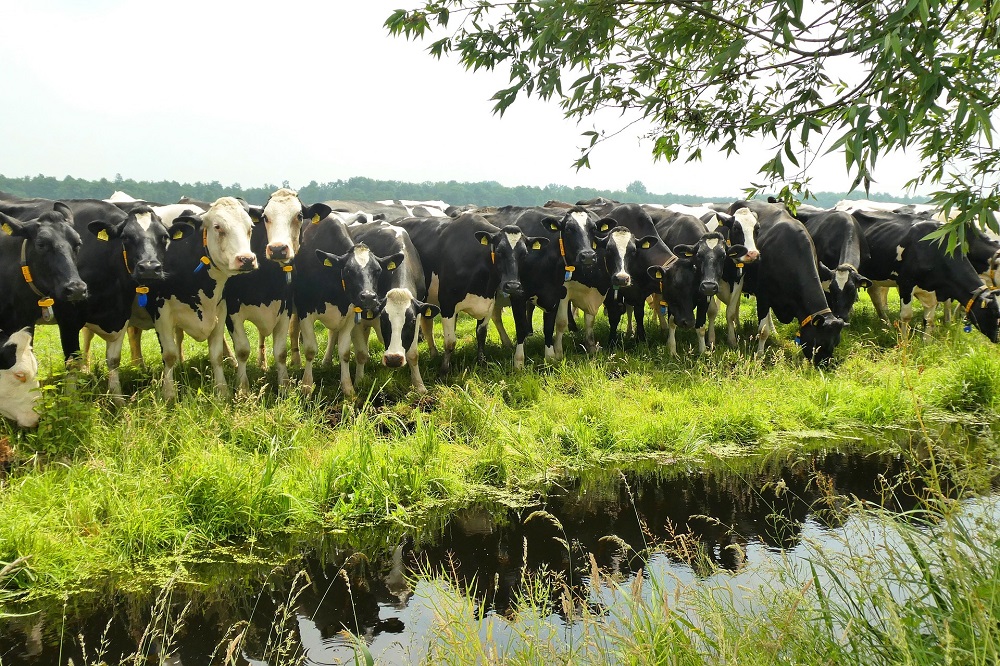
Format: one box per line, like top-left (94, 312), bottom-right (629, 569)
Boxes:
top-left (294, 213), bottom-right (404, 396)
top-left (729, 200), bottom-right (847, 365)
top-left (791, 207), bottom-right (872, 322)
top-left (347, 221), bottom-right (439, 393)
top-left (849, 208), bottom-right (1000, 340)
top-left (395, 213), bottom-right (547, 372)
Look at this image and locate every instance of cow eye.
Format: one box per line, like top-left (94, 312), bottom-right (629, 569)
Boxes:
top-left (262, 215), bottom-right (269, 225)
top-left (296, 212), bottom-right (304, 221)
top-left (213, 224), bottom-right (222, 232)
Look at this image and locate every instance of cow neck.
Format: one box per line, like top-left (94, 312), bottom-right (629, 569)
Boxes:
top-left (558, 231), bottom-right (575, 281)
top-left (964, 284), bottom-right (995, 318)
top-left (121, 249), bottom-right (150, 306)
top-left (193, 227), bottom-right (216, 274)
top-left (19, 239), bottom-right (55, 321)
top-left (655, 255), bottom-right (679, 315)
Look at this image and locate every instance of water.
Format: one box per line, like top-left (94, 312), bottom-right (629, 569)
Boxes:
top-left (0, 446), bottom-right (995, 665)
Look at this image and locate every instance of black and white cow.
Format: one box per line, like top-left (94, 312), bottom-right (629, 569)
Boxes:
top-left (730, 200), bottom-right (847, 365)
top-left (848, 208), bottom-right (1000, 340)
top-left (791, 207), bottom-right (872, 322)
top-left (144, 197), bottom-right (258, 400)
top-left (222, 188), bottom-right (331, 392)
top-left (0, 203), bottom-right (88, 338)
top-left (396, 213), bottom-right (547, 372)
top-left (294, 213), bottom-right (404, 396)
top-left (0, 328), bottom-right (40, 428)
top-left (347, 221), bottom-right (439, 393)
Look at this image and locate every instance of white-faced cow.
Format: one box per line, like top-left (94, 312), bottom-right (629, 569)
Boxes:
top-left (0, 328), bottom-right (40, 428)
top-left (396, 213), bottom-right (547, 372)
top-left (144, 197), bottom-right (258, 400)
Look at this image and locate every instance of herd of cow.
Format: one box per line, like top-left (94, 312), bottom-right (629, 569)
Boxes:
top-left (2, 188), bottom-right (999, 430)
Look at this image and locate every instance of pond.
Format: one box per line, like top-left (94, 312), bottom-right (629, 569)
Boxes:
top-left (0, 443), bottom-right (995, 665)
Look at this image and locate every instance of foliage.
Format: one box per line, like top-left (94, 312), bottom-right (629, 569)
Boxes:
top-left (386, 0), bottom-right (1000, 251)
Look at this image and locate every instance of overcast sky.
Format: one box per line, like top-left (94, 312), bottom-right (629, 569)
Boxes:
top-left (0, 0), bottom-right (926, 198)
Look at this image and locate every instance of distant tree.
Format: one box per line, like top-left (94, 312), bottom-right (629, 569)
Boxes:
top-left (388, 0), bottom-right (1000, 250)
top-left (626, 180), bottom-right (648, 197)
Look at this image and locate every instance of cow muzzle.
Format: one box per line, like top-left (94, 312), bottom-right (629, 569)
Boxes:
top-left (503, 280), bottom-right (523, 296)
top-left (743, 249), bottom-right (760, 262)
top-left (358, 290), bottom-right (379, 311)
top-left (700, 280), bottom-right (719, 296)
top-left (612, 272), bottom-right (631, 288)
top-left (135, 260), bottom-right (164, 281)
top-left (383, 352), bottom-right (406, 368)
top-left (234, 254), bottom-right (258, 272)
top-left (579, 249), bottom-right (597, 266)
top-left (266, 243), bottom-right (291, 262)
top-left (63, 281), bottom-right (89, 302)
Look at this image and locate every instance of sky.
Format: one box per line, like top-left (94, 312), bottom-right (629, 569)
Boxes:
top-left (0, 0), bottom-right (927, 198)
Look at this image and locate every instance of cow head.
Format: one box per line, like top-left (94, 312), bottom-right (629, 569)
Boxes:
top-left (379, 288), bottom-right (440, 368)
top-left (545, 209), bottom-right (599, 271)
top-left (818, 262), bottom-right (872, 322)
top-left (175, 197), bottom-right (258, 275)
top-left (797, 311), bottom-right (847, 366)
top-left (88, 206), bottom-right (195, 284)
top-left (672, 232), bottom-right (747, 297)
top-left (1, 203), bottom-right (87, 302)
top-left (0, 328), bottom-right (40, 428)
top-left (986, 250), bottom-right (1000, 288)
top-left (315, 243), bottom-right (404, 317)
top-left (719, 207), bottom-right (760, 264)
top-left (595, 225), bottom-right (638, 288)
top-left (475, 225), bottom-right (548, 297)
top-left (257, 188), bottom-right (332, 263)
top-left (965, 287), bottom-right (1000, 343)
top-left (647, 259), bottom-right (698, 328)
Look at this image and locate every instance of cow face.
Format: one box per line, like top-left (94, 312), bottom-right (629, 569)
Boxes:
top-left (89, 207), bottom-right (194, 284)
top-left (797, 312), bottom-right (846, 366)
top-left (673, 232), bottom-right (747, 297)
top-left (316, 244), bottom-right (404, 316)
top-left (0, 328), bottom-right (40, 428)
top-left (379, 288), bottom-right (440, 368)
top-left (596, 226), bottom-right (637, 288)
top-left (547, 210), bottom-right (599, 270)
top-left (1, 203), bottom-right (87, 302)
top-left (258, 188), bottom-right (332, 263)
top-left (476, 225), bottom-right (548, 297)
top-left (724, 208), bottom-right (761, 264)
top-left (648, 260), bottom-right (698, 328)
top-left (177, 197), bottom-right (258, 274)
top-left (818, 263), bottom-right (872, 322)
top-left (966, 289), bottom-right (1000, 343)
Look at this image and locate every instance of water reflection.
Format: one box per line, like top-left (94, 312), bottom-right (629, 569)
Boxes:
top-left (0, 447), bottom-right (965, 665)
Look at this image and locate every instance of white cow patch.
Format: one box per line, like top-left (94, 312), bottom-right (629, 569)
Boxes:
top-left (354, 244), bottom-right (372, 267)
top-left (570, 211), bottom-right (589, 232)
top-left (262, 188), bottom-right (303, 256)
top-left (505, 231), bottom-right (522, 247)
top-left (611, 229), bottom-right (632, 268)
top-left (896, 245), bottom-right (905, 261)
top-left (733, 208), bottom-right (759, 255)
top-left (383, 288), bottom-right (413, 359)
top-left (705, 237), bottom-right (719, 249)
top-left (0, 330), bottom-right (40, 427)
top-left (835, 268), bottom-right (850, 290)
top-left (428, 273), bottom-right (441, 305)
top-left (705, 215), bottom-right (720, 232)
top-left (455, 292), bottom-right (494, 320)
top-left (134, 211), bottom-right (153, 232)
top-left (202, 197), bottom-right (256, 274)
top-left (565, 282), bottom-right (606, 315)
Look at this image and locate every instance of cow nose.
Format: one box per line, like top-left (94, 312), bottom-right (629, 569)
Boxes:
top-left (503, 280), bottom-right (522, 295)
top-left (745, 249), bottom-right (760, 261)
top-left (580, 249), bottom-right (597, 266)
top-left (676, 315), bottom-right (694, 328)
top-left (14, 371), bottom-right (28, 383)
top-left (383, 353), bottom-right (406, 368)
top-left (700, 280), bottom-right (719, 296)
top-left (236, 254), bottom-right (258, 271)
top-left (136, 260), bottom-right (162, 278)
top-left (267, 243), bottom-right (290, 261)
top-left (613, 272), bottom-right (631, 288)
top-left (65, 281), bottom-right (88, 301)
top-left (359, 290), bottom-right (378, 308)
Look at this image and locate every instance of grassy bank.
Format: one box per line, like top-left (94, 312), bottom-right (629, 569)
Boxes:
top-left (2, 294), bottom-right (1000, 597)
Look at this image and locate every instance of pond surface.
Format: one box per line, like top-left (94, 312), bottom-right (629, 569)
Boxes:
top-left (0, 444), bottom-right (993, 665)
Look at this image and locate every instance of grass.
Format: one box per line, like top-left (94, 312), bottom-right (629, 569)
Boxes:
top-left (1, 290), bottom-right (999, 601)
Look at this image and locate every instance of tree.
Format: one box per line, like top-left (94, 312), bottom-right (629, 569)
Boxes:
top-left (626, 180), bottom-right (648, 197)
top-left (387, 0), bottom-right (1000, 251)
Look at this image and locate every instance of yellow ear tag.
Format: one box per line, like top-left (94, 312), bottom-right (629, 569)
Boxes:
top-left (312, 214), bottom-right (320, 224)
top-left (97, 229), bottom-right (109, 241)
top-left (550, 223), bottom-right (559, 231)
top-left (532, 241), bottom-right (541, 250)
top-left (424, 307), bottom-right (434, 317)
top-left (480, 236), bottom-right (489, 245)
top-left (685, 252), bottom-right (694, 257)
top-left (641, 241), bottom-right (651, 249)
top-left (600, 224), bottom-right (609, 232)
top-left (1, 223), bottom-right (11, 235)
top-left (592, 242), bottom-right (597, 249)
top-left (172, 230), bottom-right (184, 240)
top-left (654, 270), bottom-right (663, 279)
top-left (323, 258), bottom-right (333, 267)
top-left (387, 261), bottom-right (397, 270)
top-left (736, 263), bottom-right (745, 268)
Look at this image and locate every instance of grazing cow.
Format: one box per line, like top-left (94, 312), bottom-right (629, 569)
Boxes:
top-left (347, 221), bottom-right (439, 393)
top-left (396, 213), bottom-right (548, 372)
top-left (144, 197), bottom-right (258, 400)
top-left (223, 189), bottom-right (331, 392)
top-left (730, 200), bottom-right (847, 365)
top-left (0, 203), bottom-right (88, 337)
top-left (0, 328), bottom-right (40, 428)
top-left (791, 207), bottom-right (872, 322)
top-left (848, 208), bottom-right (1000, 340)
top-left (650, 209), bottom-right (747, 355)
top-left (376, 199), bottom-right (450, 218)
top-left (294, 214), bottom-right (404, 396)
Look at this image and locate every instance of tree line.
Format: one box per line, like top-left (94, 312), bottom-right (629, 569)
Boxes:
top-left (0, 173), bottom-right (925, 210)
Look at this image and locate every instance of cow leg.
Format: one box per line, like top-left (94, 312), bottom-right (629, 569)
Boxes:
top-left (128, 326), bottom-right (145, 367)
top-left (476, 317), bottom-right (490, 364)
top-left (756, 300), bottom-right (776, 356)
top-left (667, 317), bottom-right (678, 357)
top-left (511, 296), bottom-right (531, 370)
top-left (553, 299), bottom-right (570, 360)
top-left (583, 312), bottom-right (598, 353)
top-left (230, 319), bottom-right (253, 394)
top-left (726, 280), bottom-right (744, 347)
top-left (353, 323), bottom-right (370, 386)
top-left (289, 313), bottom-right (301, 367)
top-left (257, 330), bottom-right (267, 370)
top-left (655, 295), bottom-right (669, 333)
top-left (209, 323), bottom-right (230, 399)
top-left (441, 315), bottom-right (458, 374)
top-left (606, 298), bottom-right (623, 348)
top-left (543, 307), bottom-right (559, 362)
top-left (174, 328), bottom-right (186, 365)
top-left (706, 297), bottom-right (720, 350)
top-left (695, 300), bottom-right (709, 355)
top-left (338, 324), bottom-right (356, 398)
top-left (625, 305), bottom-right (634, 338)
top-left (407, 344), bottom-right (427, 394)
top-left (300, 318), bottom-right (319, 393)
top-left (273, 314), bottom-right (290, 388)
top-left (634, 302), bottom-right (647, 343)
top-left (104, 328), bottom-right (126, 405)
top-left (869, 285), bottom-right (891, 322)
top-left (157, 318), bottom-right (180, 402)
top-left (492, 305), bottom-right (512, 347)
top-left (420, 316), bottom-right (438, 356)
top-left (323, 331), bottom-right (337, 366)
top-left (912, 286), bottom-right (936, 331)
top-left (81, 327), bottom-right (94, 372)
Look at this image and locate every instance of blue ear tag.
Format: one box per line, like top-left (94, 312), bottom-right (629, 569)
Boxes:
top-left (660, 305), bottom-right (667, 315)
top-left (794, 335), bottom-right (802, 346)
top-left (138, 294), bottom-right (147, 307)
top-left (193, 256), bottom-right (210, 273)
top-left (613, 287), bottom-right (619, 301)
top-left (964, 323), bottom-right (972, 333)
top-left (565, 270), bottom-right (572, 281)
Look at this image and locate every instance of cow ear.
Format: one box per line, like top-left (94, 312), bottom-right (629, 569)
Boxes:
top-left (53, 201), bottom-right (75, 225)
top-left (596, 217), bottom-right (614, 233)
top-left (856, 274), bottom-right (873, 289)
top-left (672, 243), bottom-right (695, 257)
top-left (174, 213), bottom-right (203, 231)
top-left (817, 262), bottom-right (834, 281)
top-left (647, 265), bottom-right (668, 280)
top-left (247, 206), bottom-right (263, 224)
top-left (636, 235), bottom-right (658, 250)
top-left (547, 217), bottom-right (562, 232)
top-left (304, 203), bottom-right (332, 225)
top-left (166, 220), bottom-right (195, 241)
top-left (380, 252), bottom-right (406, 271)
top-left (475, 231), bottom-right (492, 246)
top-left (527, 236), bottom-right (549, 251)
top-left (0, 212), bottom-right (37, 239)
top-left (416, 301), bottom-right (440, 319)
top-left (0, 339), bottom-right (16, 371)
top-left (316, 249), bottom-right (346, 269)
top-left (727, 244), bottom-right (748, 258)
top-left (88, 220), bottom-right (122, 241)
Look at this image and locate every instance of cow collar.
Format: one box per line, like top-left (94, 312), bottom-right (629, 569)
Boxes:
top-left (989, 249), bottom-right (1000, 285)
top-left (121, 250), bottom-right (151, 306)
top-left (192, 227), bottom-right (216, 274)
top-left (19, 239), bottom-right (56, 321)
top-left (654, 255), bottom-right (679, 315)
top-left (964, 284), bottom-right (994, 317)
top-left (795, 307), bottom-right (833, 345)
top-left (558, 232), bottom-right (575, 282)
